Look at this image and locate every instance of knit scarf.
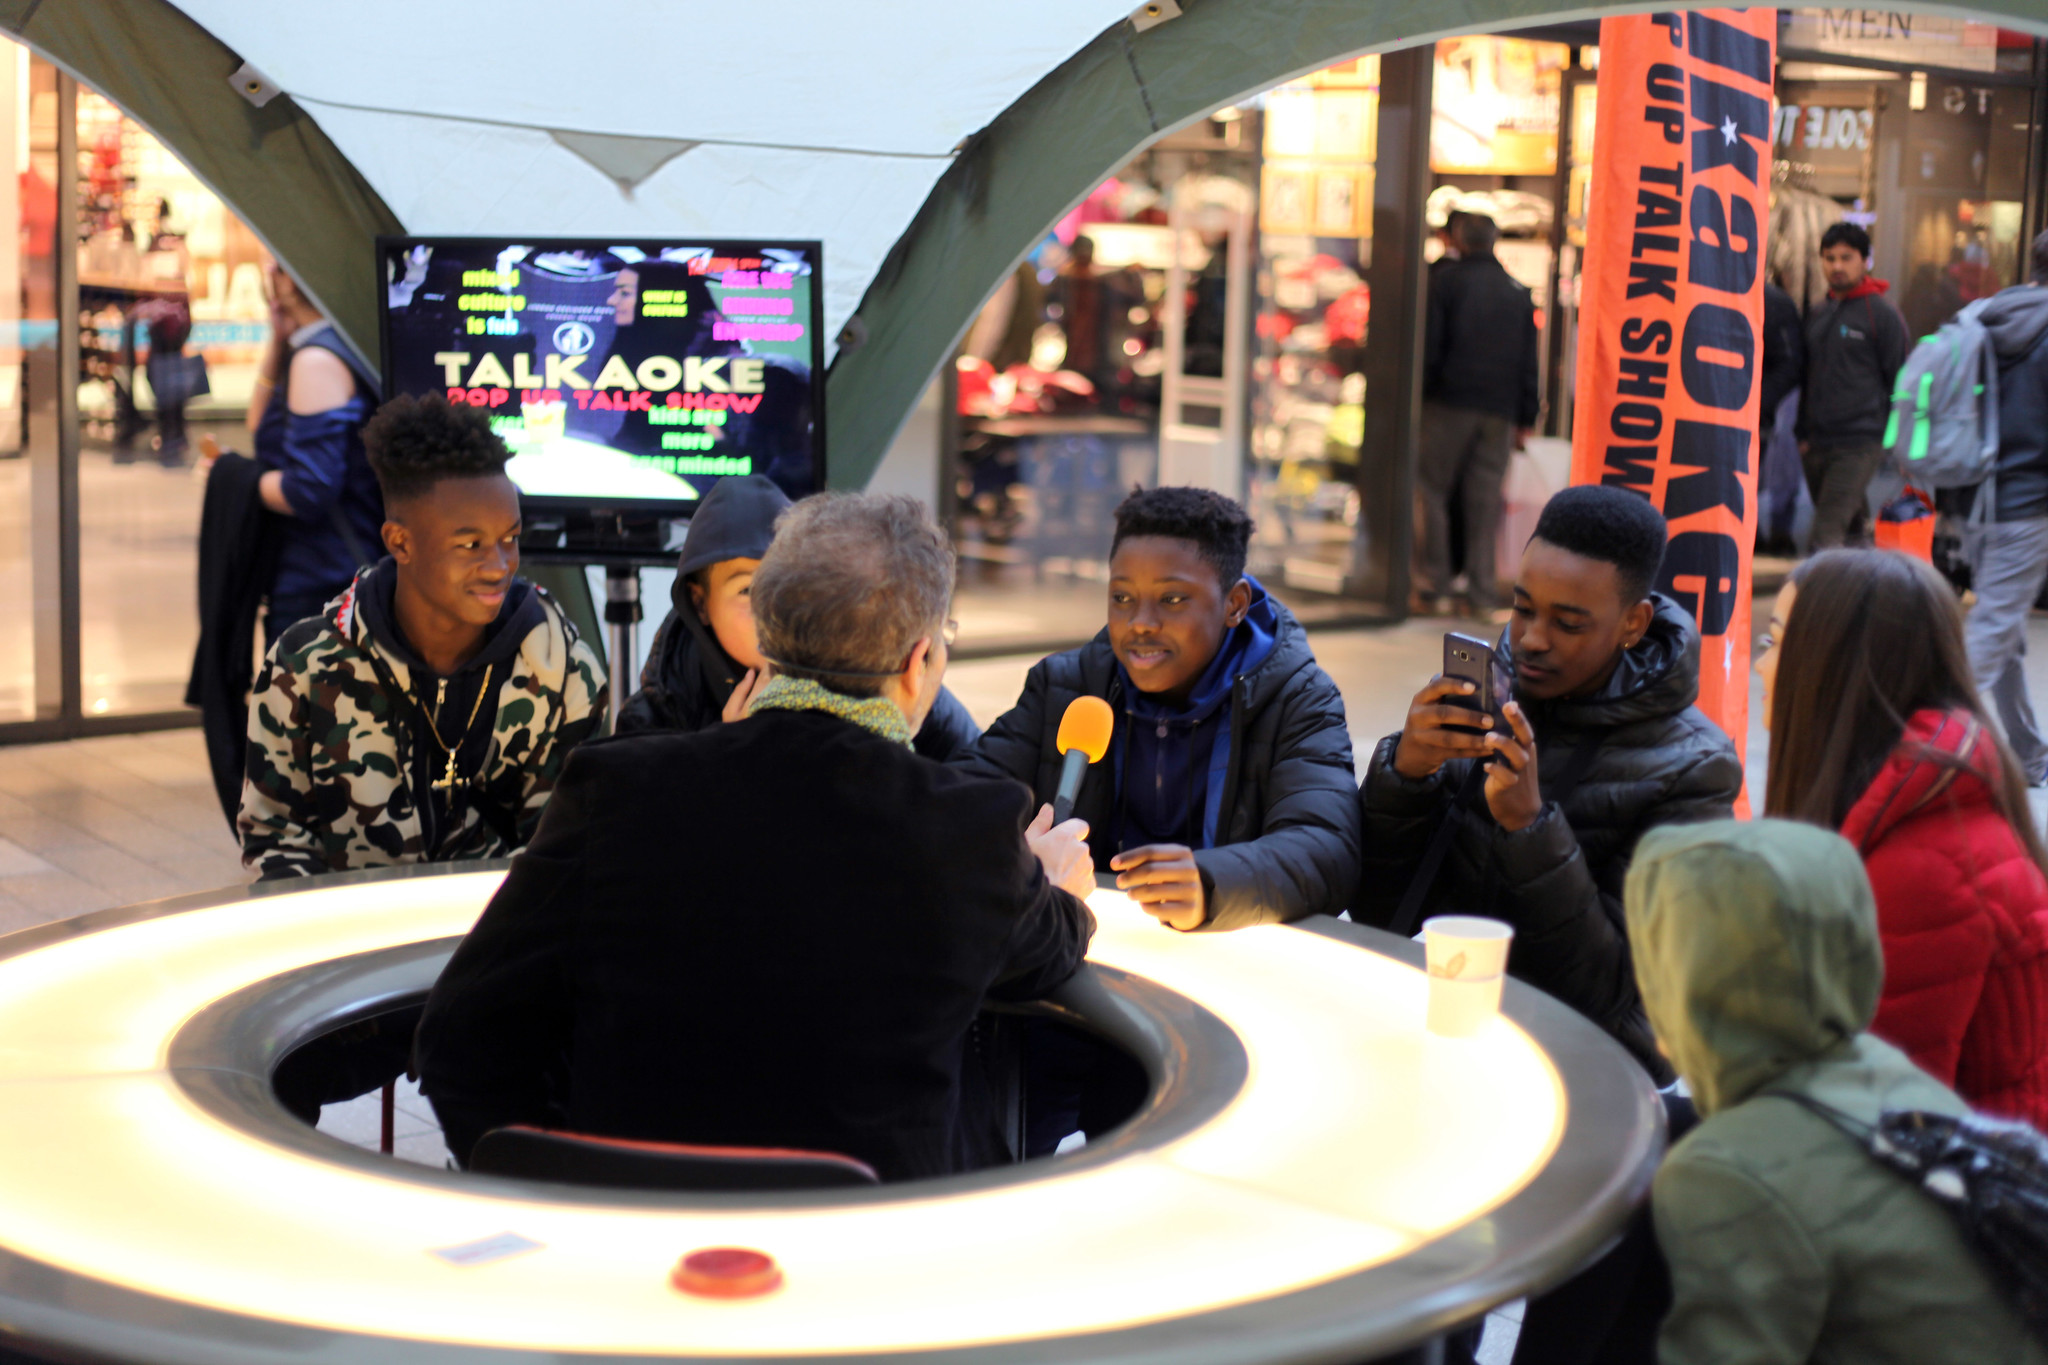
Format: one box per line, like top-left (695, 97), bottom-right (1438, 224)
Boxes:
top-left (747, 674), bottom-right (913, 748)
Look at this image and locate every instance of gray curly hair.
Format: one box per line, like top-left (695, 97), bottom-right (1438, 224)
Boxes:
top-left (750, 492), bottom-right (954, 698)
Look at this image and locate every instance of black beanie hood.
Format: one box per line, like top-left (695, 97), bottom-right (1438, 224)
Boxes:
top-left (672, 474), bottom-right (792, 589)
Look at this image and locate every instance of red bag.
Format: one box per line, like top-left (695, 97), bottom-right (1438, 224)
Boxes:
top-left (1876, 488), bottom-right (1937, 563)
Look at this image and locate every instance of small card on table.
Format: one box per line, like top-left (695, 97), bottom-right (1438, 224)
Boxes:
top-left (430, 1232), bottom-right (544, 1267)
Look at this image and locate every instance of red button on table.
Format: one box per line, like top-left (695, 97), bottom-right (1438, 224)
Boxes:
top-left (672, 1247), bottom-right (783, 1298)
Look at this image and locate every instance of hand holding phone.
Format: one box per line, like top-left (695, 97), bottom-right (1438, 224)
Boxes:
top-left (1390, 633), bottom-right (1513, 781)
top-left (1440, 631), bottom-right (1510, 733)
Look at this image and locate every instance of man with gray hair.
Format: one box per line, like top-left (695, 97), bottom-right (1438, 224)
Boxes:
top-left (416, 492), bottom-right (1097, 1181)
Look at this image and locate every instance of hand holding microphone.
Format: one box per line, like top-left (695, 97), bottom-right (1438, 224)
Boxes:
top-left (1053, 696), bottom-right (1114, 824)
top-left (1027, 697), bottom-right (1114, 901)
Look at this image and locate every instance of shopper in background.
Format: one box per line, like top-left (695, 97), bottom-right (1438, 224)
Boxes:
top-left (1427, 208), bottom-right (1469, 278)
top-left (1629, 818), bottom-right (2048, 1365)
top-left (133, 291), bottom-right (199, 467)
top-left (1944, 230), bottom-right (2048, 784)
top-left (1759, 278), bottom-right (1805, 432)
top-left (616, 472), bottom-right (981, 759)
top-left (1757, 549), bottom-right (2048, 1128)
top-left (1796, 222), bottom-right (1908, 549)
top-left (1415, 211), bottom-right (1541, 618)
top-left (253, 263), bottom-right (384, 646)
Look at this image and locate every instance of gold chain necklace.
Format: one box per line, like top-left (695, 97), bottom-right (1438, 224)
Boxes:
top-left (419, 664), bottom-right (493, 792)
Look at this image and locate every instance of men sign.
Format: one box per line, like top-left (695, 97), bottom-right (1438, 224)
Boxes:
top-left (1570, 9), bottom-right (1775, 788)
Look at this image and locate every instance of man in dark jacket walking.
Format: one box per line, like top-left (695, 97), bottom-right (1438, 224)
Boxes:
top-left (417, 493), bottom-right (1096, 1181)
top-left (1416, 212), bottom-right (1541, 616)
top-left (1798, 223), bottom-right (1909, 549)
top-left (1357, 486), bottom-right (1742, 1076)
top-left (1951, 231), bottom-right (2048, 783)
top-left (617, 473), bottom-right (979, 758)
top-left (959, 486), bottom-right (1360, 931)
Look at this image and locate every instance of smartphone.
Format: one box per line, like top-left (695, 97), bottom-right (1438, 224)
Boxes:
top-left (1441, 631), bottom-right (1510, 735)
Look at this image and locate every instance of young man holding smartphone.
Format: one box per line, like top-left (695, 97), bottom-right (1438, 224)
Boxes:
top-left (1356, 485), bottom-right (1742, 1077)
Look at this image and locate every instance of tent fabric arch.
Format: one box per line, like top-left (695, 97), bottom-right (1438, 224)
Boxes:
top-left (12, 0), bottom-right (2048, 489)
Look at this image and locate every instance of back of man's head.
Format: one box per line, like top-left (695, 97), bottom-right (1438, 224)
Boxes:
top-left (1455, 213), bottom-right (1499, 258)
top-left (1110, 485), bottom-right (1252, 590)
top-left (364, 393), bottom-right (510, 509)
top-left (751, 493), bottom-right (954, 699)
top-left (1530, 485), bottom-right (1667, 603)
top-left (2031, 228), bottom-right (2048, 285)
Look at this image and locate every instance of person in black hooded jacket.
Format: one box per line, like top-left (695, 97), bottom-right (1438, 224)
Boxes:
top-left (616, 473), bottom-right (980, 759)
top-left (958, 486), bottom-right (1359, 931)
top-left (1357, 486), bottom-right (1742, 1078)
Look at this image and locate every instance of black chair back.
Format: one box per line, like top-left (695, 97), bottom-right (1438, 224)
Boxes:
top-left (469, 1126), bottom-right (880, 1192)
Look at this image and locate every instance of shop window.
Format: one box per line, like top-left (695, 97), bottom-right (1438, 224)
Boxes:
top-left (73, 87), bottom-right (271, 716)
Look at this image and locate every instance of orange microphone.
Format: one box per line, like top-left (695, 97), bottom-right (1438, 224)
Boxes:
top-left (1052, 696), bottom-right (1115, 824)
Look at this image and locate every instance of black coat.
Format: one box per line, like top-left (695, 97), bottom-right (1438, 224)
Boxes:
top-left (1760, 281), bottom-right (1806, 427)
top-left (1424, 253), bottom-right (1541, 427)
top-left (1798, 287), bottom-right (1908, 450)
top-left (617, 602), bottom-right (981, 762)
top-left (184, 450), bottom-right (280, 827)
top-left (415, 711), bottom-right (1094, 1182)
top-left (1355, 595), bottom-right (1743, 1078)
top-left (956, 601), bottom-right (1360, 930)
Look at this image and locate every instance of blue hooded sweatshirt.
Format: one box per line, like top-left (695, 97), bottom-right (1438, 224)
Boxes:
top-left (1115, 576), bottom-right (1279, 851)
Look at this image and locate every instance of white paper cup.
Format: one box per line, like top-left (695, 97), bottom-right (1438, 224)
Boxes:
top-left (1422, 915), bottom-right (1514, 980)
top-left (1427, 972), bottom-right (1506, 1037)
top-left (1422, 916), bottom-right (1514, 1037)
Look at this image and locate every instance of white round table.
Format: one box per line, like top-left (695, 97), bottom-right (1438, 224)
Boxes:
top-left (0, 863), bottom-right (1662, 1364)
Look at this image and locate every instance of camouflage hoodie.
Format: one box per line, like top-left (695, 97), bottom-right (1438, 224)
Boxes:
top-left (1628, 819), bottom-right (2046, 1365)
top-left (238, 567), bottom-right (607, 879)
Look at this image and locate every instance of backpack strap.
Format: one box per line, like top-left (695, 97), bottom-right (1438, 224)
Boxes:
top-left (1761, 1088), bottom-right (1876, 1138)
top-left (1388, 763), bottom-right (1485, 939)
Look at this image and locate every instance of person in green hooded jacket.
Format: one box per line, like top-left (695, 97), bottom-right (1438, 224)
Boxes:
top-left (1627, 817), bottom-right (2047, 1365)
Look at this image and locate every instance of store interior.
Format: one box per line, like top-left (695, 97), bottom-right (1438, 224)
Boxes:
top-left (942, 12), bottom-right (2047, 640)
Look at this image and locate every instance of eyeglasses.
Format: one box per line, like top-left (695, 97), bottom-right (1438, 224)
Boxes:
top-left (941, 618), bottom-right (960, 648)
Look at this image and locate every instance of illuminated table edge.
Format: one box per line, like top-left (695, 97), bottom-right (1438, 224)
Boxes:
top-left (0, 863), bottom-right (1664, 1365)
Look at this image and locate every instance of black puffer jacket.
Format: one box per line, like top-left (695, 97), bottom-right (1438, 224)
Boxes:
top-left (616, 598), bottom-right (980, 761)
top-left (1424, 253), bottom-right (1541, 427)
top-left (956, 599), bottom-right (1359, 929)
top-left (1355, 595), bottom-right (1743, 1077)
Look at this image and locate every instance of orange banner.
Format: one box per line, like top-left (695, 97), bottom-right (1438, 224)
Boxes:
top-left (1571, 10), bottom-right (1774, 799)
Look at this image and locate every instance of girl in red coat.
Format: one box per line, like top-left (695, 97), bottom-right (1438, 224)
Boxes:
top-left (1756, 548), bottom-right (2048, 1127)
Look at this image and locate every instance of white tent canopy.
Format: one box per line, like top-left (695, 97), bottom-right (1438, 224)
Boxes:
top-left (173, 0), bottom-right (1137, 352)
top-left (31, 0), bottom-right (2048, 483)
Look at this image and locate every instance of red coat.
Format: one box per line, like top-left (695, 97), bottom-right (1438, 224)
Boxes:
top-left (1841, 708), bottom-right (2048, 1127)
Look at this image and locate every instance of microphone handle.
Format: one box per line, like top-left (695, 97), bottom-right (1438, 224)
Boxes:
top-left (1052, 747), bottom-right (1089, 824)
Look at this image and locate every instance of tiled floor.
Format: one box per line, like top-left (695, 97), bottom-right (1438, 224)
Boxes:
top-left (0, 728), bottom-right (248, 934)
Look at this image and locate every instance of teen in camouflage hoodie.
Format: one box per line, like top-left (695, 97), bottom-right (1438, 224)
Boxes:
top-left (238, 394), bottom-right (607, 879)
top-left (239, 567), bottom-right (605, 878)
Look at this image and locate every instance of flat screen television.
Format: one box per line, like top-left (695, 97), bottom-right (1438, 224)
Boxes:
top-left (376, 237), bottom-right (825, 512)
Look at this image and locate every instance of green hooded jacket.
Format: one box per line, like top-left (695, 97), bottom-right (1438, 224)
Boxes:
top-left (1627, 818), bottom-right (2046, 1365)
